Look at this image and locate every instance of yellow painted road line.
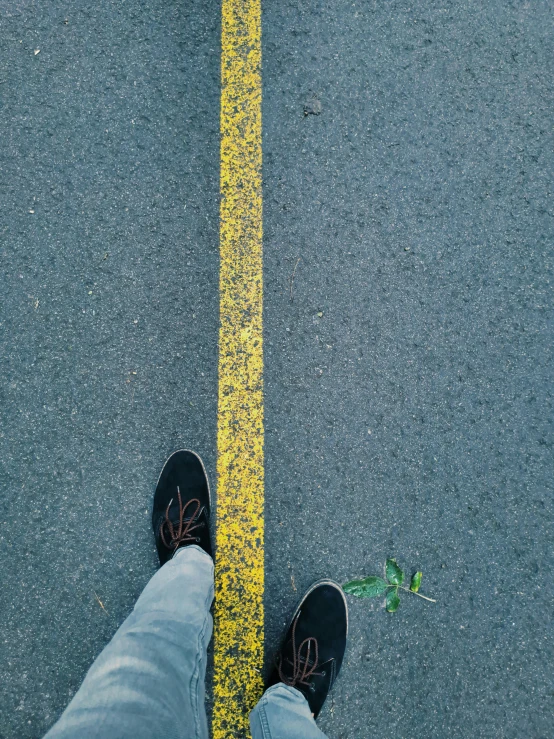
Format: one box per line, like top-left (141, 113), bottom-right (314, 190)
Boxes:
top-left (213, 0), bottom-right (264, 737)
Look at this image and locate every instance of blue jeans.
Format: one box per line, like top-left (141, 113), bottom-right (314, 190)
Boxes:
top-left (44, 546), bottom-right (328, 739)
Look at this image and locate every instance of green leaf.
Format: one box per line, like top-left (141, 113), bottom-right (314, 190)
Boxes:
top-left (410, 571), bottom-right (423, 593)
top-left (385, 558), bottom-right (404, 586)
top-left (386, 587), bottom-right (400, 612)
top-left (343, 576), bottom-right (388, 598)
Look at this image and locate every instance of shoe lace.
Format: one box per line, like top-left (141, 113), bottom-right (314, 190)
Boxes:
top-left (160, 487), bottom-right (204, 550)
top-left (277, 613), bottom-right (324, 691)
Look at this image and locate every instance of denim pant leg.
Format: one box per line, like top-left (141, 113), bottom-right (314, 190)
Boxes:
top-left (44, 546), bottom-right (214, 739)
top-left (250, 684), bottom-right (329, 739)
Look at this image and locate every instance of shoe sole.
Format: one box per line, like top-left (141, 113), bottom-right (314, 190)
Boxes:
top-left (288, 578), bottom-right (349, 636)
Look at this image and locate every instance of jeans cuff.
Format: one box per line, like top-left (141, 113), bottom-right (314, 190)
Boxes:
top-left (263, 682), bottom-right (308, 703)
top-left (172, 544), bottom-right (213, 564)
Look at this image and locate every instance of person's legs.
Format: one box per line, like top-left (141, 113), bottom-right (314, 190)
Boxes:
top-left (250, 580), bottom-right (347, 739)
top-left (45, 450), bottom-right (213, 739)
top-left (43, 448), bottom-right (347, 739)
top-left (250, 683), bottom-right (328, 739)
top-left (45, 546), bottom-right (213, 739)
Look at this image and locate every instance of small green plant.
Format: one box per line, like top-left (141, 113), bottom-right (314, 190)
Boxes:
top-left (343, 558), bottom-right (436, 612)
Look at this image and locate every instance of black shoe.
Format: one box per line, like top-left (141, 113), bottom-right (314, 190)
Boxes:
top-left (268, 580), bottom-right (348, 718)
top-left (152, 450), bottom-right (212, 565)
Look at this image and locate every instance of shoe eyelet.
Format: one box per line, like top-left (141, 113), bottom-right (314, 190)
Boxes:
top-left (195, 537), bottom-right (201, 543)
top-left (309, 683), bottom-right (316, 692)
top-left (321, 671), bottom-right (326, 676)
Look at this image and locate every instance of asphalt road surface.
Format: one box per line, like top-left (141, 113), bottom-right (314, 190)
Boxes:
top-left (1, 0), bottom-right (552, 738)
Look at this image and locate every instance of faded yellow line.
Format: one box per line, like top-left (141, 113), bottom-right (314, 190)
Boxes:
top-left (213, 0), bottom-right (264, 737)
